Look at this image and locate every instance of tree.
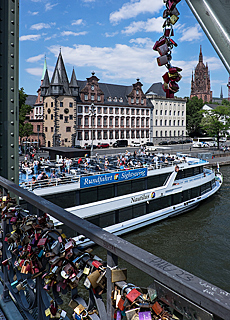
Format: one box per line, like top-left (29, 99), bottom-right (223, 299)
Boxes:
top-left (19, 87), bottom-right (33, 143)
top-left (186, 97), bottom-right (204, 137)
top-left (200, 105), bottom-right (230, 149)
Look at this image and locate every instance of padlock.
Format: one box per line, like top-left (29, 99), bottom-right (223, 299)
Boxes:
top-left (111, 268), bottom-right (127, 283)
top-left (153, 37), bottom-right (166, 51)
top-left (157, 54), bottom-right (171, 66)
top-left (170, 6), bottom-right (180, 17)
top-left (157, 43), bottom-right (169, 56)
top-left (2, 257), bottom-right (11, 266)
top-left (74, 304), bottom-right (85, 316)
top-left (11, 280), bottom-right (18, 289)
top-left (37, 237), bottom-right (47, 247)
top-left (170, 14), bottom-right (179, 25)
top-left (51, 240), bottom-right (61, 255)
top-left (125, 308), bottom-right (140, 320)
top-left (69, 299), bottom-right (78, 309)
top-left (126, 288), bottom-right (142, 303)
top-left (162, 72), bottom-right (170, 84)
top-left (96, 270), bottom-right (107, 290)
top-left (164, 27), bottom-right (174, 37)
top-left (152, 301), bottom-right (163, 315)
top-left (16, 280), bottom-right (27, 291)
top-left (169, 81), bottom-right (179, 93)
top-left (83, 277), bottom-right (91, 289)
top-left (138, 311), bottom-right (152, 320)
top-left (87, 269), bottom-right (101, 288)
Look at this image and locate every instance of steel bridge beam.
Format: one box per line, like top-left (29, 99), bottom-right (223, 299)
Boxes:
top-left (185, 0), bottom-right (230, 74)
top-left (0, 0), bottom-right (19, 184)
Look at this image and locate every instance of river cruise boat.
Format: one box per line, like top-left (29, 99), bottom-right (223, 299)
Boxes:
top-left (20, 153), bottom-right (223, 239)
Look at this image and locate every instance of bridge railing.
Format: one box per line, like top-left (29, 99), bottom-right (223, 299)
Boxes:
top-left (0, 175), bottom-right (229, 320)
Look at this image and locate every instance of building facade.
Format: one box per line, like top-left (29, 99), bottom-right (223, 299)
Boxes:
top-left (41, 52), bottom-right (151, 147)
top-left (146, 93), bottom-right (187, 143)
top-left (190, 46), bottom-right (212, 102)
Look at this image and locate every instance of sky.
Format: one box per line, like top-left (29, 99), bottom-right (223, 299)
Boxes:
top-left (19, 0), bottom-right (229, 99)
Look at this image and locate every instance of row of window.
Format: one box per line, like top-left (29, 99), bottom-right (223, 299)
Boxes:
top-left (86, 181), bottom-right (213, 228)
top-left (155, 130), bottom-right (185, 137)
top-left (45, 127), bottom-right (72, 132)
top-left (156, 110), bottom-right (185, 116)
top-left (77, 117), bottom-right (149, 127)
top-left (45, 114), bottom-right (73, 122)
top-left (78, 106), bottom-right (149, 116)
top-left (155, 119), bottom-right (185, 126)
top-left (77, 129), bottom-right (150, 140)
top-left (45, 102), bottom-right (73, 108)
top-left (155, 102), bottom-right (185, 108)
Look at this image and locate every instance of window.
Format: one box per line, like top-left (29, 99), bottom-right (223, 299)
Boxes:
top-left (141, 130), bottom-right (144, 138)
top-left (109, 131), bottom-right (113, 139)
top-left (160, 119), bottom-right (162, 126)
top-left (97, 117), bottom-right (101, 126)
top-left (51, 127), bottom-right (53, 132)
top-left (98, 131), bottom-right (101, 139)
top-left (165, 131), bottom-right (167, 136)
top-left (141, 99), bottom-right (144, 105)
top-left (165, 110), bottom-right (167, 115)
top-left (136, 130), bottom-right (140, 138)
top-left (45, 115), bottom-right (47, 120)
top-left (78, 132), bottom-right (82, 140)
top-left (115, 131), bottom-right (119, 139)
top-left (78, 106), bottom-right (82, 113)
top-left (85, 131), bottom-right (89, 140)
top-left (109, 117), bottom-right (113, 126)
top-left (173, 120), bottom-right (176, 126)
top-left (136, 90), bottom-right (139, 95)
top-left (121, 108), bottom-right (124, 115)
top-left (64, 108), bottom-right (69, 114)
top-left (91, 94), bottom-right (95, 101)
top-left (169, 130), bottom-right (171, 136)
top-left (98, 107), bottom-right (101, 114)
top-left (131, 130), bottom-right (135, 139)
top-left (141, 118), bottom-right (144, 127)
top-left (136, 109), bottom-right (140, 115)
top-left (136, 99), bottom-right (139, 104)
top-left (126, 131), bottom-right (130, 138)
top-left (126, 109), bottom-right (130, 115)
top-left (169, 110), bottom-right (171, 116)
top-left (156, 131), bottom-right (158, 137)
top-left (178, 130), bottom-right (180, 136)
top-left (178, 111), bottom-right (180, 116)
top-left (174, 110), bottom-right (176, 116)
top-left (103, 117), bottom-right (107, 126)
top-left (108, 97), bottom-right (112, 102)
top-left (51, 114), bottom-right (53, 120)
top-left (141, 109), bottom-right (144, 115)
top-left (136, 118), bottom-right (140, 127)
top-left (156, 110), bottom-right (158, 115)
top-left (45, 127), bottom-right (47, 132)
top-left (155, 119), bottom-right (158, 126)
top-left (60, 102), bottom-right (63, 107)
top-left (60, 114), bottom-right (63, 120)
top-left (51, 102), bottom-right (53, 107)
top-left (178, 120), bottom-right (180, 126)
top-left (91, 85), bottom-right (94, 91)
top-left (65, 138), bottom-right (68, 142)
top-left (64, 116), bottom-right (68, 123)
top-left (85, 94), bottom-right (88, 101)
top-left (85, 106), bottom-right (89, 113)
top-left (126, 118), bottom-right (130, 127)
top-left (119, 97), bottom-right (123, 102)
top-left (160, 110), bottom-right (162, 115)
top-left (66, 127), bottom-right (71, 132)
top-left (114, 97), bottom-right (117, 102)
top-left (121, 130), bottom-right (124, 139)
top-left (103, 131), bottom-right (107, 139)
top-left (37, 125), bottom-right (40, 132)
top-left (182, 111), bottom-right (184, 116)
top-left (146, 118), bottom-right (149, 127)
top-left (165, 120), bottom-right (167, 126)
top-left (121, 118), bottom-right (124, 126)
top-left (78, 117), bottom-right (82, 126)
top-left (182, 120), bottom-right (184, 126)
top-left (131, 109), bottom-right (135, 115)
top-left (47, 108), bottom-right (51, 114)
top-left (131, 98), bottom-right (134, 104)
top-left (169, 120), bottom-right (171, 126)
top-left (160, 130), bottom-right (163, 137)
top-left (103, 107), bottom-right (107, 114)
top-left (69, 115), bottom-right (73, 120)
top-left (69, 102), bottom-right (73, 108)
top-left (115, 117), bottom-right (119, 126)
top-left (131, 118), bottom-right (135, 127)
top-left (97, 95), bottom-right (101, 102)
top-left (109, 108), bottom-right (113, 114)
top-left (115, 108), bottom-right (119, 114)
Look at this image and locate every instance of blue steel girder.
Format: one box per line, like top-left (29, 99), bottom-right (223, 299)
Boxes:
top-left (185, 0), bottom-right (230, 74)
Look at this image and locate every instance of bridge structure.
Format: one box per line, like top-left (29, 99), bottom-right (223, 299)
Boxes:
top-left (1, 0), bottom-right (230, 319)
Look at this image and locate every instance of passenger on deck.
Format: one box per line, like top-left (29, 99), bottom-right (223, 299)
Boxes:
top-left (31, 176), bottom-right (36, 184)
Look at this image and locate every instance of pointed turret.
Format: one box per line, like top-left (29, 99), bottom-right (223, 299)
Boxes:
top-left (69, 68), bottom-right (79, 96)
top-left (199, 45), bottom-right (203, 63)
top-left (41, 69), bottom-right (50, 96)
top-left (220, 86), bottom-right (223, 99)
top-left (50, 52), bottom-right (71, 96)
top-left (41, 56), bottom-right (47, 81)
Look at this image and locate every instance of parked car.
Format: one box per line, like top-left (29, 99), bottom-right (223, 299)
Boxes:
top-left (159, 141), bottom-right (168, 145)
top-left (74, 145), bottom-right (82, 149)
top-left (97, 143), bottom-right (109, 148)
top-left (83, 144), bottom-right (97, 149)
top-left (113, 140), bottom-right (128, 147)
top-left (184, 138), bottom-right (193, 143)
top-left (143, 141), bottom-right (154, 147)
top-left (130, 141), bottom-right (141, 147)
top-left (168, 140), bottom-right (177, 145)
top-left (177, 140), bottom-right (186, 144)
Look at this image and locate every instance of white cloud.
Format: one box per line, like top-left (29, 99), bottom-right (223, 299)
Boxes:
top-left (110, 0), bottom-right (163, 24)
top-left (179, 24), bottom-right (203, 42)
top-left (61, 31), bottom-right (88, 36)
top-left (19, 34), bottom-right (41, 41)
top-left (45, 2), bottom-right (58, 11)
top-left (72, 19), bottom-right (84, 26)
top-left (105, 31), bottom-right (119, 38)
top-left (129, 37), bottom-right (153, 46)
top-left (26, 68), bottom-right (43, 77)
top-left (28, 11), bottom-right (39, 15)
top-left (26, 54), bottom-right (45, 63)
top-left (122, 17), bottom-right (163, 35)
top-left (82, 0), bottom-right (95, 2)
top-left (30, 23), bottom-right (54, 30)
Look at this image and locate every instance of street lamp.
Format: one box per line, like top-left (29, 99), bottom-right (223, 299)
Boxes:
top-left (89, 103), bottom-right (96, 157)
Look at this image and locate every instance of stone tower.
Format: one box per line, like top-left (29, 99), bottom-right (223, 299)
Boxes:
top-left (190, 46), bottom-right (212, 102)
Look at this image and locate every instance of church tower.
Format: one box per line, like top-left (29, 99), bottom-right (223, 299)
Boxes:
top-left (190, 46), bottom-right (212, 102)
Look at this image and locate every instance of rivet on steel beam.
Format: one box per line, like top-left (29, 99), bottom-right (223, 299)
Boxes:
top-left (11, 121), bottom-right (14, 125)
top-left (11, 31), bottom-right (14, 35)
top-left (11, 20), bottom-right (14, 25)
top-left (10, 144), bottom-right (14, 147)
top-left (11, 166), bottom-right (14, 170)
top-left (11, 54), bottom-right (14, 58)
top-left (11, 177), bottom-right (14, 181)
top-left (11, 76), bottom-right (14, 80)
top-left (10, 110), bottom-right (14, 114)
top-left (11, 155), bottom-right (14, 159)
top-left (11, 133), bottom-right (14, 136)
top-left (11, 88), bottom-right (14, 92)
top-left (10, 99), bottom-right (14, 103)
top-left (11, 65), bottom-right (14, 69)
top-left (11, 43), bottom-right (14, 47)
top-left (11, 9), bottom-right (14, 13)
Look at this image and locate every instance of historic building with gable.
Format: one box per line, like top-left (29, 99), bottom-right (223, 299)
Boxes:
top-left (41, 52), bottom-right (151, 147)
top-left (190, 46), bottom-right (212, 102)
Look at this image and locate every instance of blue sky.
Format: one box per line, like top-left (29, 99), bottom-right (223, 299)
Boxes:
top-left (19, 0), bottom-right (229, 99)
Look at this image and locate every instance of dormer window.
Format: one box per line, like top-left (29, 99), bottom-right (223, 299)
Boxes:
top-left (119, 97), bottom-right (123, 102)
top-left (136, 90), bottom-right (139, 95)
top-left (91, 94), bottom-right (95, 101)
top-left (141, 99), bottom-right (144, 105)
top-left (91, 85), bottom-right (94, 91)
top-left (131, 98), bottom-right (134, 104)
top-left (108, 97), bottom-right (112, 102)
top-left (97, 95), bottom-right (101, 102)
top-left (85, 94), bottom-right (88, 101)
top-left (114, 97), bottom-right (117, 102)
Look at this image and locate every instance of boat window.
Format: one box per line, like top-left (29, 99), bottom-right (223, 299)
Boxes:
top-left (80, 188), bottom-right (97, 204)
top-left (100, 212), bottom-right (116, 228)
top-left (133, 203), bottom-right (146, 218)
top-left (98, 185), bottom-right (114, 201)
top-left (118, 207), bottom-right (132, 223)
top-left (131, 178), bottom-right (145, 193)
top-left (172, 192), bottom-right (182, 206)
top-left (201, 182), bottom-right (211, 195)
top-left (87, 216), bottom-right (100, 227)
top-left (117, 181), bottom-right (131, 196)
top-left (191, 186), bottom-right (200, 198)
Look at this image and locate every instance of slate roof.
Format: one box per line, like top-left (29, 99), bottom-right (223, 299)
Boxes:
top-left (25, 95), bottom-right (37, 107)
top-left (145, 82), bottom-right (166, 97)
top-left (203, 103), bottom-right (221, 109)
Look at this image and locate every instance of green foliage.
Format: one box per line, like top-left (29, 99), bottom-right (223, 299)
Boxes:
top-left (222, 99), bottom-right (230, 106)
top-left (19, 88), bottom-right (33, 139)
top-left (186, 97), bottom-right (204, 136)
top-left (200, 105), bottom-right (230, 148)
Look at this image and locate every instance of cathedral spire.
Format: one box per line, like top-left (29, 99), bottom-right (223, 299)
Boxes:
top-left (41, 55), bottom-right (47, 81)
top-left (220, 86), bottom-right (223, 99)
top-left (199, 45), bottom-right (203, 63)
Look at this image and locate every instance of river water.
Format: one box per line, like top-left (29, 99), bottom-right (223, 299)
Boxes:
top-left (93, 165), bottom-right (230, 292)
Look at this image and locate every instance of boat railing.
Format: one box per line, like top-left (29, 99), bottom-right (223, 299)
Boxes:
top-left (0, 175), bottom-right (229, 319)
